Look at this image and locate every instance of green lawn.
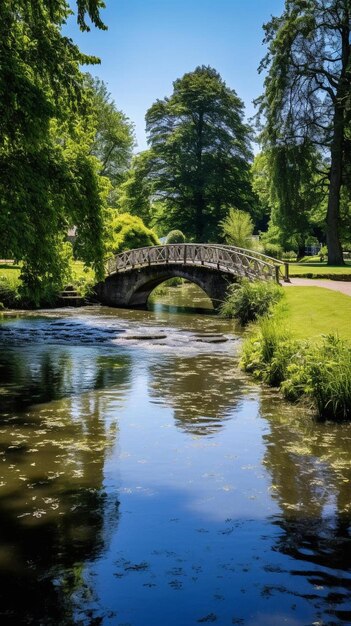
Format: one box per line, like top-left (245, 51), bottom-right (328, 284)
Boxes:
top-left (0, 261), bottom-right (94, 282)
top-left (288, 261), bottom-right (351, 276)
top-left (276, 287), bottom-right (351, 341)
top-left (0, 264), bottom-right (21, 283)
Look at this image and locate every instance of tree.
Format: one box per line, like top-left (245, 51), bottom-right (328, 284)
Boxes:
top-left (117, 151), bottom-right (155, 224)
top-left (0, 1), bottom-right (108, 303)
top-left (145, 66), bottom-right (254, 242)
top-left (85, 74), bottom-right (134, 192)
top-left (257, 0), bottom-right (351, 265)
top-left (220, 208), bottom-right (254, 249)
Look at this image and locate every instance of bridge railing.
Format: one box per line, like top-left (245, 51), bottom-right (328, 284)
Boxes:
top-left (105, 244), bottom-right (288, 283)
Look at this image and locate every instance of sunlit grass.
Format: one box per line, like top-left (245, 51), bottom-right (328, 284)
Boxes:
top-left (276, 287), bottom-right (351, 341)
top-left (288, 261), bottom-right (351, 276)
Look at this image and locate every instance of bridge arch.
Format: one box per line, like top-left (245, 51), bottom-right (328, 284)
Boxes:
top-left (94, 244), bottom-right (286, 310)
top-left (96, 263), bottom-right (236, 310)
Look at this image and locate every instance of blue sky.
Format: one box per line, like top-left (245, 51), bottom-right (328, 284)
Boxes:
top-left (64, 0), bottom-right (284, 151)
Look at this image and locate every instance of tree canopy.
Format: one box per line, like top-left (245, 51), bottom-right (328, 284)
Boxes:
top-left (145, 66), bottom-right (254, 241)
top-left (257, 0), bottom-right (351, 264)
top-left (0, 1), bottom-right (113, 302)
top-left (85, 74), bottom-right (135, 193)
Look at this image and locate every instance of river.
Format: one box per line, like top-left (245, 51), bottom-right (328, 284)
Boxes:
top-left (0, 283), bottom-right (350, 625)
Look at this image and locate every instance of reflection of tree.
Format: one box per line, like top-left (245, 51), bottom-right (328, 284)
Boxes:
top-left (260, 394), bottom-right (351, 623)
top-left (0, 347), bottom-right (131, 624)
top-left (148, 353), bottom-right (246, 435)
top-left (0, 349), bottom-right (131, 413)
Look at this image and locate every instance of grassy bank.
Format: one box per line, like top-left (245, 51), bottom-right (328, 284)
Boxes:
top-left (0, 261), bottom-right (95, 308)
top-left (232, 284), bottom-right (351, 420)
top-left (276, 287), bottom-right (351, 340)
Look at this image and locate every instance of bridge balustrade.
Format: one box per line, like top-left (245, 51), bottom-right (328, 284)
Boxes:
top-left (105, 244), bottom-right (287, 283)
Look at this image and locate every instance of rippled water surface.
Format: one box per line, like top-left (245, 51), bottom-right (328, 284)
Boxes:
top-left (0, 285), bottom-right (351, 625)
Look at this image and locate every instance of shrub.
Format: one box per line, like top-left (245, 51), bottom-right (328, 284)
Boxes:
top-left (242, 322), bottom-right (351, 420)
top-left (165, 230), bottom-right (186, 244)
top-left (109, 213), bottom-right (159, 254)
top-left (262, 243), bottom-right (284, 260)
top-left (0, 276), bottom-right (20, 308)
top-left (283, 250), bottom-right (297, 261)
top-left (220, 280), bottom-right (284, 325)
top-left (319, 245), bottom-right (328, 261)
top-left (220, 208), bottom-right (254, 249)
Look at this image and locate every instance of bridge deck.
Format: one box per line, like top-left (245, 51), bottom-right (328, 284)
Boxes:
top-left (105, 244), bottom-right (288, 283)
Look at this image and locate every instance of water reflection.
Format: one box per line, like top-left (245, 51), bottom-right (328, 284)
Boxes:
top-left (148, 354), bottom-right (250, 435)
top-left (0, 348), bottom-right (131, 413)
top-left (260, 393), bottom-right (351, 623)
top-left (0, 347), bottom-right (129, 624)
top-left (0, 305), bottom-right (351, 625)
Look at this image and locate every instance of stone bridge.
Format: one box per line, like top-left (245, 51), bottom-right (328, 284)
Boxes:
top-left (95, 244), bottom-right (288, 310)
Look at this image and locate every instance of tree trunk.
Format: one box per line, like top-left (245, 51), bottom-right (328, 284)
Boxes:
top-left (195, 110), bottom-right (205, 241)
top-left (326, 104), bottom-right (345, 265)
top-left (326, 12), bottom-right (349, 266)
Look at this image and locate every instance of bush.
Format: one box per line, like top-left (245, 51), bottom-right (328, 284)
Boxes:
top-left (0, 276), bottom-right (20, 308)
top-left (165, 230), bottom-right (186, 244)
top-left (220, 208), bottom-right (254, 249)
top-left (109, 213), bottom-right (159, 254)
top-left (262, 243), bottom-right (284, 260)
top-left (220, 280), bottom-right (284, 325)
top-left (319, 245), bottom-right (328, 261)
top-left (283, 250), bottom-right (297, 261)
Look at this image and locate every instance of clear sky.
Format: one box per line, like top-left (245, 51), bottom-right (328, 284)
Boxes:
top-left (64, 0), bottom-right (284, 151)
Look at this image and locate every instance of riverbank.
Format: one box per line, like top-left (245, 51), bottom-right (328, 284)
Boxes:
top-left (240, 286), bottom-right (351, 420)
top-left (0, 261), bottom-right (95, 308)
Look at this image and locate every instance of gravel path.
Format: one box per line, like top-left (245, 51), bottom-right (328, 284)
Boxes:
top-left (283, 277), bottom-right (351, 297)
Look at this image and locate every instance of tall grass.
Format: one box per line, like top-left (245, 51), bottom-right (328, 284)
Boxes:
top-left (242, 318), bottom-right (351, 421)
top-left (220, 280), bottom-right (283, 325)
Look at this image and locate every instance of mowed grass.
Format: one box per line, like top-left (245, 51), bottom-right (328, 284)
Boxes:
top-left (0, 261), bottom-right (94, 283)
top-left (276, 287), bottom-right (351, 341)
top-left (0, 264), bottom-right (21, 283)
top-left (288, 261), bottom-right (351, 276)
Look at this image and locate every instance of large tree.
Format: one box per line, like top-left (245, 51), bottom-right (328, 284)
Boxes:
top-left (85, 74), bottom-right (134, 193)
top-left (145, 66), bottom-right (254, 241)
top-left (257, 0), bottom-right (351, 265)
top-left (0, 1), bottom-right (108, 302)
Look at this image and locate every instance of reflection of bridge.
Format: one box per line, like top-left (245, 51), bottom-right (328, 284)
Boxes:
top-left (95, 244), bottom-right (289, 310)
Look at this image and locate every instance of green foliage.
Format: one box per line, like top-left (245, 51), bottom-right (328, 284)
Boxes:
top-left (262, 243), bottom-right (284, 260)
top-left (256, 0), bottom-right (351, 265)
top-left (242, 318), bottom-right (351, 420)
top-left (0, 0), bottom-right (109, 303)
top-left (108, 213), bottom-right (160, 255)
top-left (283, 251), bottom-right (297, 261)
top-left (117, 151), bottom-right (156, 225)
top-left (146, 66), bottom-right (255, 241)
top-left (19, 240), bottom-right (74, 306)
top-left (85, 74), bottom-right (134, 193)
top-left (306, 335), bottom-right (351, 420)
top-left (165, 230), bottom-right (186, 244)
top-left (319, 246), bottom-right (328, 261)
top-left (0, 276), bottom-right (20, 308)
top-left (220, 209), bottom-right (254, 248)
top-left (220, 280), bottom-right (283, 325)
